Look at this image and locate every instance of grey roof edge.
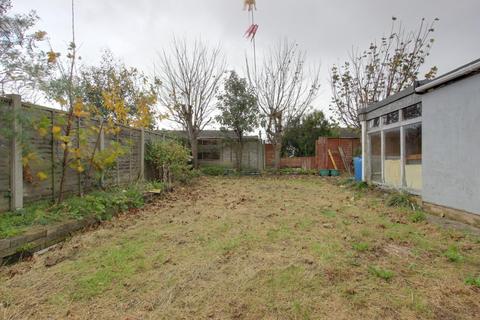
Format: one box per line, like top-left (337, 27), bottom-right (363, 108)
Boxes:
top-left (430, 57), bottom-right (480, 83)
top-left (416, 58), bottom-right (480, 93)
top-left (359, 57), bottom-right (480, 116)
top-left (358, 82), bottom-right (425, 115)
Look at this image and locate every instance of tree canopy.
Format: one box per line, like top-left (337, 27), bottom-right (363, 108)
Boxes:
top-left (0, 0), bottom-right (51, 101)
top-left (282, 110), bottom-right (334, 157)
top-left (330, 17), bottom-right (438, 128)
top-left (216, 70), bottom-right (258, 169)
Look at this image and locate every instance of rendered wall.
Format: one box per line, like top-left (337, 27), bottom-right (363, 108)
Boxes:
top-left (422, 73), bottom-right (480, 215)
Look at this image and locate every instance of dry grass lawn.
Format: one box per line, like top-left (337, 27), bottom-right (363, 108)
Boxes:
top-left (1, 176), bottom-right (480, 319)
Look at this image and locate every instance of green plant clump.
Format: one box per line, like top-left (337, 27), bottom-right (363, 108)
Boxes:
top-left (265, 168), bottom-right (317, 175)
top-left (386, 192), bottom-right (418, 210)
top-left (409, 210), bottom-right (427, 223)
top-left (465, 276), bottom-right (480, 288)
top-left (0, 186), bottom-right (146, 239)
top-left (368, 266), bottom-right (395, 281)
top-left (444, 245), bottom-right (464, 263)
top-left (200, 165), bottom-right (228, 176)
top-left (352, 242), bottom-right (370, 252)
top-left (145, 140), bottom-right (195, 184)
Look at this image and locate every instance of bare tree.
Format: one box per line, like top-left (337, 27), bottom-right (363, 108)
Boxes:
top-left (330, 17), bottom-right (438, 129)
top-left (157, 38), bottom-right (225, 168)
top-left (247, 40), bottom-right (320, 169)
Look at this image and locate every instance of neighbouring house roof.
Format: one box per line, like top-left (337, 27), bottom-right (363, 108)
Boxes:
top-left (157, 130), bottom-right (260, 141)
top-left (335, 127), bottom-right (360, 139)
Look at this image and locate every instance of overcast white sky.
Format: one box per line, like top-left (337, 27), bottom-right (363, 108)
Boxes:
top-left (14, 0), bottom-right (480, 129)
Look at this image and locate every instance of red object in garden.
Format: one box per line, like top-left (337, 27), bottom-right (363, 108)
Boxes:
top-left (245, 24), bottom-right (259, 40)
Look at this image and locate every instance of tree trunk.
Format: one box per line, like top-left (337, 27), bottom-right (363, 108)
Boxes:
top-left (236, 140), bottom-right (243, 171)
top-left (190, 136), bottom-right (199, 169)
top-left (273, 141), bottom-right (282, 170)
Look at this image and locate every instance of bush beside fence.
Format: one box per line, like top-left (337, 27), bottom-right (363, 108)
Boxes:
top-left (0, 95), bottom-right (168, 213)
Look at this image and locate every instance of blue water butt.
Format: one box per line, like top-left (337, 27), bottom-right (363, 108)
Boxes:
top-left (354, 157), bottom-right (362, 181)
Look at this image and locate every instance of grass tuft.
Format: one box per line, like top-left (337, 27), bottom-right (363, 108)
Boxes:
top-left (465, 276), bottom-right (480, 288)
top-left (386, 192), bottom-right (417, 210)
top-left (320, 209), bottom-right (336, 218)
top-left (368, 266), bottom-right (394, 281)
top-left (444, 245), bottom-right (464, 262)
top-left (352, 242), bottom-right (370, 252)
top-left (409, 210), bottom-right (427, 223)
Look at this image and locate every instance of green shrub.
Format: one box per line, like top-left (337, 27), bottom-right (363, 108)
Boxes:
top-left (444, 245), bottom-right (464, 263)
top-left (368, 266), bottom-right (394, 281)
top-left (145, 140), bottom-right (194, 183)
top-left (200, 165), bottom-right (228, 176)
top-left (465, 276), bottom-right (480, 288)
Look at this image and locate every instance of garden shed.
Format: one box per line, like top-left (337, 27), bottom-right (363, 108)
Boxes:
top-left (359, 58), bottom-right (480, 220)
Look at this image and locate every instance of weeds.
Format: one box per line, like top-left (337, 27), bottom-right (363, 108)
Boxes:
top-left (368, 266), bottom-right (394, 281)
top-left (265, 168), bottom-right (318, 176)
top-left (338, 178), bottom-right (369, 191)
top-left (465, 276), bottom-right (480, 288)
top-left (0, 186), bottom-right (146, 239)
top-left (352, 242), bottom-right (370, 252)
top-left (386, 192), bottom-right (418, 210)
top-left (200, 165), bottom-right (228, 176)
top-left (321, 209), bottom-right (336, 218)
top-left (409, 210), bottom-right (427, 223)
top-left (444, 245), bottom-right (464, 262)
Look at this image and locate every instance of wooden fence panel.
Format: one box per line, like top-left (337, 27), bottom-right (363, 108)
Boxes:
top-left (0, 96), bottom-right (167, 213)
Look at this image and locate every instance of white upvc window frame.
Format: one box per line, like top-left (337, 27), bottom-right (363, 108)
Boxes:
top-left (366, 104), bottom-right (422, 195)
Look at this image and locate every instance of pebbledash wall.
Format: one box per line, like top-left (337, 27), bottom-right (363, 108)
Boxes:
top-left (0, 95), bottom-right (167, 213)
top-left (360, 59), bottom-right (480, 219)
top-left (422, 72), bottom-right (480, 216)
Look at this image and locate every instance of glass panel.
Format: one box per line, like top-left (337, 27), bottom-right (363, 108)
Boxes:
top-left (384, 129), bottom-right (401, 187)
top-left (199, 139), bottom-right (218, 145)
top-left (198, 151), bottom-right (220, 160)
top-left (370, 133), bottom-right (381, 182)
top-left (403, 104), bottom-right (422, 120)
top-left (368, 117), bottom-right (380, 129)
top-left (382, 110), bottom-right (399, 125)
top-left (405, 123), bottom-right (422, 190)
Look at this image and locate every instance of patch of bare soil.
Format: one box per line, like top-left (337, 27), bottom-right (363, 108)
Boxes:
top-left (1, 176), bottom-right (479, 320)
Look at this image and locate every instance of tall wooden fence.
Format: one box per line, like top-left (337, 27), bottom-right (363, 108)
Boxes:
top-left (265, 137), bottom-right (361, 171)
top-left (0, 95), bottom-right (167, 213)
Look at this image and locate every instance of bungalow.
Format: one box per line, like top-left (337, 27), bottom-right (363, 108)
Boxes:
top-left (160, 130), bottom-right (265, 170)
top-left (359, 58), bottom-right (480, 222)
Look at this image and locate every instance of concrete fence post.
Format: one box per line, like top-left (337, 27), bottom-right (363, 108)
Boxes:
top-left (140, 128), bottom-right (145, 181)
top-left (99, 123), bottom-right (105, 187)
top-left (8, 94), bottom-right (23, 211)
top-left (361, 120), bottom-right (367, 181)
